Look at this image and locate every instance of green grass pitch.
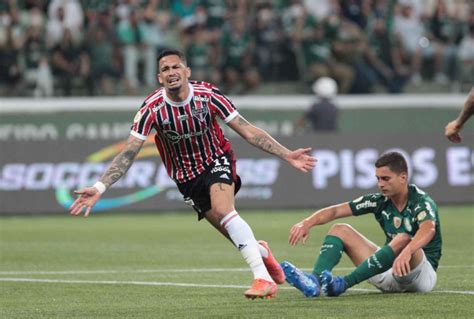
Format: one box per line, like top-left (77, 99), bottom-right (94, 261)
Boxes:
top-left (1, 206), bottom-right (473, 318)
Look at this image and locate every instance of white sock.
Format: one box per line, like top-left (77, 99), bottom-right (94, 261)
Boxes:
top-left (258, 243), bottom-right (269, 258)
top-left (221, 211), bottom-right (273, 282)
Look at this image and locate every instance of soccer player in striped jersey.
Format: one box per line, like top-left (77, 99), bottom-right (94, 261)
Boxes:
top-left (69, 49), bottom-right (317, 299)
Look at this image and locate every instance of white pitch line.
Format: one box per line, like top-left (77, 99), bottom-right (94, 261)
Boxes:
top-left (0, 278), bottom-right (250, 289)
top-left (0, 268), bottom-right (249, 275)
top-left (1, 278), bottom-right (473, 295)
top-left (0, 264), bottom-right (472, 275)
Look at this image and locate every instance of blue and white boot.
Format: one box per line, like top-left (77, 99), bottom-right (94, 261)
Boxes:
top-left (320, 270), bottom-right (348, 297)
top-left (280, 261), bottom-right (320, 297)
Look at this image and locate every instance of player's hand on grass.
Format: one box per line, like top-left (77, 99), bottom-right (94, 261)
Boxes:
top-left (289, 220), bottom-right (311, 246)
top-left (286, 148), bottom-right (317, 173)
top-left (445, 120), bottom-right (462, 143)
top-left (69, 187), bottom-right (102, 217)
top-left (393, 248), bottom-right (412, 277)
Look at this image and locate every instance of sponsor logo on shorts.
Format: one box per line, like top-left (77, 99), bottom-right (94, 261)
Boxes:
top-left (211, 166), bottom-right (231, 174)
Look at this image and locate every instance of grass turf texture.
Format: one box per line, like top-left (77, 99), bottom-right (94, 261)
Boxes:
top-left (1, 206), bottom-right (473, 318)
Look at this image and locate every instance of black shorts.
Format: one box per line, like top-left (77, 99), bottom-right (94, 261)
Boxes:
top-left (177, 151), bottom-right (241, 221)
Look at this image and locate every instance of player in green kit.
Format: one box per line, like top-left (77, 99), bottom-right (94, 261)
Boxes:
top-left (281, 152), bottom-right (442, 297)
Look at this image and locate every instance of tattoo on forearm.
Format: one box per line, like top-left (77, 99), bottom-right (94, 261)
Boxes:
top-left (253, 134), bottom-right (285, 158)
top-left (101, 138), bottom-right (142, 188)
top-left (238, 117), bottom-right (250, 126)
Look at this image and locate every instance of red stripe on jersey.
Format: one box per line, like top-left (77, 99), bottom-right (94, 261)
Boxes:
top-left (186, 102), bottom-right (204, 173)
top-left (172, 105), bottom-right (193, 181)
top-left (132, 81), bottom-right (237, 184)
top-left (212, 92), bottom-right (236, 119)
top-left (156, 106), bottom-right (174, 178)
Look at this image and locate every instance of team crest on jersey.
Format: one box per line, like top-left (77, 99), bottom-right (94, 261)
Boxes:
top-left (191, 105), bottom-right (209, 122)
top-left (417, 211), bottom-right (427, 221)
top-left (393, 217), bottom-right (402, 229)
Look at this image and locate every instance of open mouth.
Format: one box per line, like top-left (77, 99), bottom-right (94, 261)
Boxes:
top-left (168, 78), bottom-right (180, 85)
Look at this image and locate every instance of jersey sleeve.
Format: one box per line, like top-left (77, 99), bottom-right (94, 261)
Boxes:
top-left (349, 193), bottom-right (383, 216)
top-left (210, 86), bottom-right (239, 123)
top-left (130, 103), bottom-right (155, 140)
top-left (413, 198), bottom-right (438, 225)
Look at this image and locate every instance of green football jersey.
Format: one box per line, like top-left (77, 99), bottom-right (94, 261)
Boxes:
top-left (349, 184), bottom-right (442, 270)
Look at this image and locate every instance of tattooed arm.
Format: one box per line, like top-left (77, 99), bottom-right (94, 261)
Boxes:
top-left (227, 115), bottom-right (316, 172)
top-left (445, 87), bottom-right (474, 143)
top-left (228, 115), bottom-right (290, 158)
top-left (99, 135), bottom-right (144, 187)
top-left (69, 135), bottom-right (145, 217)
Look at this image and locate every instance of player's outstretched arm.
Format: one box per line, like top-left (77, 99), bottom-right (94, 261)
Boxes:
top-left (228, 115), bottom-right (317, 172)
top-left (289, 203), bottom-right (352, 246)
top-left (445, 87), bottom-right (474, 143)
top-left (69, 135), bottom-right (145, 217)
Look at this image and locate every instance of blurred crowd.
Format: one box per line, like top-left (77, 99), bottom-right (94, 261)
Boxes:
top-left (0, 0), bottom-right (473, 97)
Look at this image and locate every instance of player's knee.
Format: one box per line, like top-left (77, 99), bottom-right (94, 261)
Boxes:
top-left (328, 223), bottom-right (354, 240)
top-left (210, 207), bottom-right (235, 223)
top-left (389, 233), bottom-right (411, 254)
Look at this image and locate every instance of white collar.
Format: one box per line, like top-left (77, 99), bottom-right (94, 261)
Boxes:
top-left (163, 82), bottom-right (193, 107)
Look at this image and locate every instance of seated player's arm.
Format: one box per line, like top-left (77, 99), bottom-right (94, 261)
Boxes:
top-left (289, 203), bottom-right (352, 245)
top-left (303, 203), bottom-right (353, 229)
top-left (401, 220), bottom-right (436, 256)
top-left (227, 115), bottom-right (291, 160)
top-left (393, 220), bottom-right (436, 276)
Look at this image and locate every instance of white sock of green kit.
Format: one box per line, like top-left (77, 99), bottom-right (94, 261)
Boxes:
top-left (220, 211), bottom-right (273, 282)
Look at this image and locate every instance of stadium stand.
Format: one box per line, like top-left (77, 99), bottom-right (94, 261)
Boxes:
top-left (0, 0), bottom-right (472, 97)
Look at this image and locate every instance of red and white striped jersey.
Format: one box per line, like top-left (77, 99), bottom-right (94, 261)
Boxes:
top-left (131, 81), bottom-right (239, 184)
